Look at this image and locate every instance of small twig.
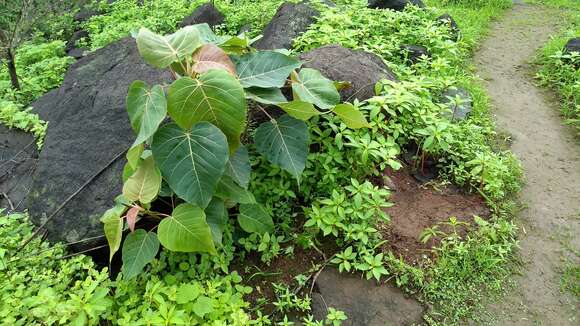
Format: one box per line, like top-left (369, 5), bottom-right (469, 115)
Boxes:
top-left (292, 253), bottom-right (335, 296)
top-left (1, 192), bottom-right (14, 211)
top-left (0, 139), bottom-right (36, 172)
top-left (19, 148), bottom-right (128, 251)
top-left (59, 244), bottom-right (108, 260)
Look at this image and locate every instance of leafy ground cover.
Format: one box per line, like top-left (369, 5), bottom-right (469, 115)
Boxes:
top-left (0, 1), bottom-right (527, 325)
top-left (531, 0), bottom-right (580, 137)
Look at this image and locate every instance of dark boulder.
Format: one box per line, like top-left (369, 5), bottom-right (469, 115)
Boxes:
top-left (67, 48), bottom-right (87, 60)
top-left (400, 44), bottom-right (430, 64)
top-left (312, 268), bottom-right (425, 325)
top-left (563, 37), bottom-right (580, 54)
top-left (440, 87), bottom-right (472, 121)
top-left (27, 37), bottom-right (171, 252)
top-left (437, 13), bottom-right (460, 41)
top-left (254, 1), bottom-right (320, 50)
top-left (73, 9), bottom-right (100, 23)
top-left (300, 45), bottom-right (398, 102)
top-left (180, 2), bottom-right (225, 28)
top-left (0, 126), bottom-right (38, 212)
top-left (368, 0), bottom-right (424, 11)
top-left (65, 30), bottom-right (89, 54)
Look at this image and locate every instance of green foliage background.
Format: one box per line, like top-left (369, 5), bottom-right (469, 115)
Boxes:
top-left (0, 0), bottom-right (529, 324)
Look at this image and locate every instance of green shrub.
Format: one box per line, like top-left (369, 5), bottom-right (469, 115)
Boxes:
top-left (84, 0), bottom-right (293, 50)
top-left (535, 33), bottom-right (580, 136)
top-left (0, 40), bottom-right (74, 106)
top-left (0, 100), bottom-right (47, 148)
top-left (0, 210), bottom-right (113, 325)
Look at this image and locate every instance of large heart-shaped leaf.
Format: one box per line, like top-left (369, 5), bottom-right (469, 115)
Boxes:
top-left (234, 51), bottom-right (302, 88)
top-left (136, 26), bottom-right (201, 68)
top-left (254, 114), bottom-right (309, 178)
top-left (158, 204), bottom-right (216, 253)
top-left (100, 204), bottom-right (126, 263)
top-left (225, 145), bottom-right (251, 189)
top-left (167, 70), bottom-right (247, 151)
top-left (238, 203), bottom-right (274, 234)
top-left (205, 198), bottom-right (228, 245)
top-left (245, 87), bottom-right (287, 105)
top-left (333, 103), bottom-right (371, 129)
top-left (277, 101), bottom-right (321, 121)
top-left (215, 176), bottom-right (256, 204)
top-left (151, 123), bottom-right (229, 208)
top-left (122, 155), bottom-right (162, 204)
top-left (190, 23), bottom-right (228, 45)
top-left (126, 81), bottom-right (167, 149)
top-left (126, 143), bottom-right (144, 170)
top-left (291, 68), bottom-right (340, 110)
top-left (192, 44), bottom-right (236, 75)
top-left (122, 230), bottom-right (160, 279)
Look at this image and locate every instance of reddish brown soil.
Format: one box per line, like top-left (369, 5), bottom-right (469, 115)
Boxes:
top-left (380, 168), bottom-right (490, 264)
top-left (232, 243), bottom-right (337, 315)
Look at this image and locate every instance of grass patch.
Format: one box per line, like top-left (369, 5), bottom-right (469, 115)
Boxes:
top-left (530, 0), bottom-right (580, 137)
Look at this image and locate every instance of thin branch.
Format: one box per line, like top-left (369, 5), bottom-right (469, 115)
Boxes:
top-left (19, 148), bottom-right (128, 250)
top-left (59, 244), bottom-right (108, 260)
top-left (1, 192), bottom-right (14, 211)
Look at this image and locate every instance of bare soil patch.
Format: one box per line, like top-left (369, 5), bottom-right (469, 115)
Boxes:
top-left (380, 168), bottom-right (490, 264)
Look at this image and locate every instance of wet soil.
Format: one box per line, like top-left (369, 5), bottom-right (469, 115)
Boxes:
top-left (474, 3), bottom-right (580, 325)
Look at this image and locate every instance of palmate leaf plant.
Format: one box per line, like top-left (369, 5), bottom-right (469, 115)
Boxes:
top-left (101, 24), bottom-right (370, 278)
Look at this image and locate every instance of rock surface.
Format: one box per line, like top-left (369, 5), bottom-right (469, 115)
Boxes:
top-left (563, 37), bottom-right (580, 54)
top-left (27, 37), bottom-right (171, 251)
top-left (400, 44), bottom-right (430, 64)
top-left (437, 13), bottom-right (460, 41)
top-left (180, 2), bottom-right (225, 28)
top-left (368, 0), bottom-right (424, 11)
top-left (0, 126), bottom-right (38, 211)
top-left (300, 45), bottom-right (397, 102)
top-left (440, 87), bottom-right (472, 121)
top-left (254, 1), bottom-right (320, 50)
top-left (312, 268), bottom-right (424, 325)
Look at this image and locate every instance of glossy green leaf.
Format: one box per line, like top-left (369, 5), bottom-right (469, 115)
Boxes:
top-left (190, 23), bottom-right (228, 45)
top-left (205, 198), bottom-right (228, 245)
top-left (126, 143), bottom-right (144, 170)
top-left (193, 296), bottom-right (213, 317)
top-left (176, 284), bottom-right (201, 304)
top-left (277, 101), bottom-right (321, 121)
top-left (122, 155), bottom-right (162, 204)
top-left (238, 203), bottom-right (274, 234)
top-left (167, 70), bottom-right (247, 151)
top-left (100, 204), bottom-right (126, 263)
top-left (152, 123), bottom-right (229, 208)
top-left (225, 145), bottom-right (251, 189)
top-left (122, 230), bottom-right (159, 279)
top-left (245, 87), bottom-right (287, 105)
top-left (333, 103), bottom-right (371, 129)
top-left (291, 68), bottom-right (340, 110)
top-left (254, 114), bottom-right (309, 178)
top-left (126, 81), bottom-right (167, 149)
top-left (234, 51), bottom-right (302, 88)
top-left (215, 176), bottom-right (256, 204)
top-left (158, 203), bottom-right (216, 253)
top-left (136, 26), bottom-right (201, 68)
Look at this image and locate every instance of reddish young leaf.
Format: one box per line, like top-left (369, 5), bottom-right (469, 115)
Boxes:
top-left (192, 44), bottom-right (236, 76)
top-left (126, 206), bottom-right (141, 232)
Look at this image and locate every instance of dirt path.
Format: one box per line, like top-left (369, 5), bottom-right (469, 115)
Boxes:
top-left (474, 3), bottom-right (580, 325)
